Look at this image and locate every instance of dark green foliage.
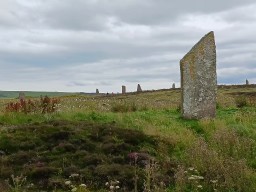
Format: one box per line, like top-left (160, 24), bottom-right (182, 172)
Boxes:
top-left (111, 102), bottom-right (138, 112)
top-left (235, 96), bottom-right (247, 108)
top-left (0, 120), bottom-right (175, 191)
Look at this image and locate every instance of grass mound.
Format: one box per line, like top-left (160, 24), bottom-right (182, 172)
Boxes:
top-left (0, 120), bottom-right (175, 191)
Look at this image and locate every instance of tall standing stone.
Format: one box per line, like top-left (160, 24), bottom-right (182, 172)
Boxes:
top-left (246, 79), bottom-right (249, 85)
top-left (122, 85), bottom-right (126, 94)
top-left (96, 89), bottom-right (99, 94)
top-left (172, 83), bottom-right (175, 89)
top-left (137, 84), bottom-right (142, 92)
top-left (180, 31), bottom-right (217, 119)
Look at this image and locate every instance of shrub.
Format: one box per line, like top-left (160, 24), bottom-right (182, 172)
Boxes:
top-left (111, 103), bottom-right (130, 112)
top-left (5, 96), bottom-right (60, 114)
top-left (235, 96), bottom-right (247, 108)
top-left (111, 101), bottom-right (138, 112)
top-left (248, 96), bottom-right (256, 107)
top-left (179, 137), bottom-right (256, 191)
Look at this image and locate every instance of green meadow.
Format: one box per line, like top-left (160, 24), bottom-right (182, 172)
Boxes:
top-left (0, 91), bottom-right (76, 99)
top-left (0, 85), bottom-right (255, 191)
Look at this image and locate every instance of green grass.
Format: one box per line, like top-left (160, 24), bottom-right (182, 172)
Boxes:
top-left (0, 86), bottom-right (255, 191)
top-left (0, 91), bottom-right (77, 99)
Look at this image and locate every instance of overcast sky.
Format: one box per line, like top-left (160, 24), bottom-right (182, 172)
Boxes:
top-left (0, 0), bottom-right (256, 92)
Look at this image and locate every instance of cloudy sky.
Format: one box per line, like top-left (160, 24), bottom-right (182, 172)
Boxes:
top-left (0, 0), bottom-right (256, 92)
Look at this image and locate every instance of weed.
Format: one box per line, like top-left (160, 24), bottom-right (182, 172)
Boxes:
top-left (5, 96), bottom-right (60, 114)
top-left (6, 174), bottom-right (27, 192)
top-left (235, 96), bottom-right (247, 108)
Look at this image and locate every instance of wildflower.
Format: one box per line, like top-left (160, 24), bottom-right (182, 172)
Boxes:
top-left (80, 184), bottom-right (86, 187)
top-left (65, 180), bottom-right (71, 185)
top-left (197, 185), bottom-right (203, 189)
top-left (70, 173), bottom-right (79, 177)
top-left (116, 186), bottom-right (120, 189)
top-left (188, 167), bottom-right (194, 171)
top-left (110, 185), bottom-right (114, 190)
top-left (210, 180), bottom-right (218, 184)
top-left (105, 182), bottom-right (109, 186)
top-left (71, 187), bottom-right (77, 192)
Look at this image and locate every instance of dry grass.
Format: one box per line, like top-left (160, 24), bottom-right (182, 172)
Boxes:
top-left (0, 85), bottom-right (255, 191)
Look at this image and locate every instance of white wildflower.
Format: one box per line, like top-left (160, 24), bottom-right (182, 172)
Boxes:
top-left (188, 167), bottom-right (194, 171)
top-left (110, 185), bottom-right (114, 190)
top-left (210, 180), bottom-right (218, 184)
top-left (70, 173), bottom-right (79, 177)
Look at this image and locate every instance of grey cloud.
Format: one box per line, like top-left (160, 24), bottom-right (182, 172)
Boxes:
top-left (0, 0), bottom-right (256, 92)
top-left (218, 67), bottom-right (256, 84)
top-left (9, 0), bottom-right (256, 31)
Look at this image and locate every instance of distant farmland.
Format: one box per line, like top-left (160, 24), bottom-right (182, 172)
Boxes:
top-left (0, 91), bottom-right (76, 99)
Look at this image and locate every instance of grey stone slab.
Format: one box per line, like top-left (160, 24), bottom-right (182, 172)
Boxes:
top-left (180, 31), bottom-right (217, 119)
top-left (137, 84), bottom-right (142, 92)
top-left (122, 85), bottom-right (126, 94)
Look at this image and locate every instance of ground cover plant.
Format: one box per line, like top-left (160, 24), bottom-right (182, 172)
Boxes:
top-left (0, 85), bottom-right (255, 191)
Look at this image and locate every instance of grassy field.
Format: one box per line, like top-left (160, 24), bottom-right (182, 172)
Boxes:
top-left (0, 85), bottom-right (255, 191)
top-left (0, 91), bottom-right (78, 99)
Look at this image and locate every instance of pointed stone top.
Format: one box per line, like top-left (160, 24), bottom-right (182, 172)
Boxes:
top-left (180, 31), bottom-right (217, 119)
top-left (137, 84), bottom-right (142, 92)
top-left (181, 31), bottom-right (215, 63)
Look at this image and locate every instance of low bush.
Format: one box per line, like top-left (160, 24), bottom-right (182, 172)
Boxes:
top-left (5, 96), bottom-right (60, 114)
top-left (235, 96), bottom-right (247, 108)
top-left (111, 101), bottom-right (149, 113)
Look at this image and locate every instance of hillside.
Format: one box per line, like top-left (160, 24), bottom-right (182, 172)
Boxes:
top-left (0, 85), bottom-right (255, 191)
top-left (0, 91), bottom-right (77, 99)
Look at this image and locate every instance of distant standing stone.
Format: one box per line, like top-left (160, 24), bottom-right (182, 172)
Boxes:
top-left (137, 84), bottom-right (142, 92)
top-left (96, 89), bottom-right (99, 94)
top-left (19, 92), bottom-right (25, 100)
top-left (172, 83), bottom-right (175, 89)
top-left (180, 31), bottom-right (217, 119)
top-left (246, 79), bottom-right (249, 85)
top-left (122, 85), bottom-right (126, 94)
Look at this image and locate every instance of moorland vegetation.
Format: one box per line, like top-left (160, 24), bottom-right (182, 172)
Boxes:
top-left (0, 86), bottom-right (255, 191)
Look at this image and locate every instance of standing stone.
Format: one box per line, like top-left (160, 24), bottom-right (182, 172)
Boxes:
top-left (246, 79), bottom-right (249, 85)
top-left (122, 85), bottom-right (126, 94)
top-left (19, 92), bottom-right (25, 100)
top-left (180, 31), bottom-right (217, 119)
top-left (96, 89), bottom-right (99, 94)
top-left (172, 83), bottom-right (175, 89)
top-left (137, 84), bottom-right (142, 92)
